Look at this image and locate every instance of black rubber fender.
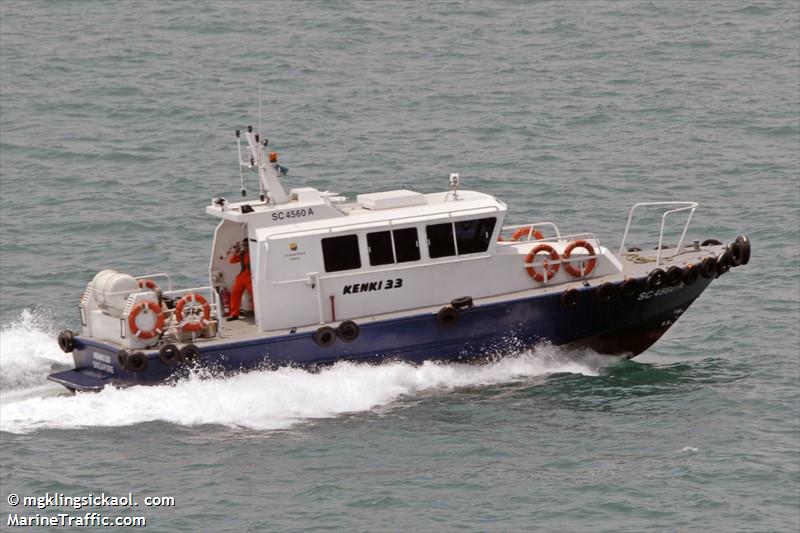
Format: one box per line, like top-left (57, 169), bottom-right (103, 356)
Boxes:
top-left (116, 349), bottom-right (129, 367)
top-left (731, 235), bottom-right (751, 267)
top-left (158, 344), bottom-right (181, 366)
top-left (619, 278), bottom-right (639, 298)
top-left (336, 320), bottom-right (360, 342)
top-left (313, 326), bottom-right (336, 347)
top-left (437, 305), bottom-right (459, 327)
top-left (666, 266), bottom-right (683, 287)
top-left (682, 265), bottom-right (699, 285)
top-left (736, 235), bottom-right (751, 266)
top-left (180, 344), bottom-right (201, 363)
top-left (729, 240), bottom-right (744, 267)
top-left (596, 282), bottom-right (618, 302)
top-left (561, 288), bottom-right (580, 307)
top-left (450, 296), bottom-right (474, 310)
top-left (124, 351), bottom-right (148, 373)
top-left (716, 247), bottom-right (733, 276)
top-left (57, 330), bottom-right (75, 353)
top-left (701, 238), bottom-right (722, 246)
top-left (700, 256), bottom-right (717, 278)
top-left (647, 269), bottom-right (666, 288)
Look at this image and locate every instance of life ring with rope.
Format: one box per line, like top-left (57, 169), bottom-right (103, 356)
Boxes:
top-left (525, 244), bottom-right (560, 282)
top-left (511, 226), bottom-right (545, 241)
top-left (127, 300), bottom-right (165, 340)
top-left (562, 240), bottom-right (597, 278)
top-left (138, 279), bottom-right (159, 291)
top-left (174, 293), bottom-right (212, 333)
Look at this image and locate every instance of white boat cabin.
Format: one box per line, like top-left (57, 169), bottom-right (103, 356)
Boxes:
top-left (206, 184), bottom-right (523, 331)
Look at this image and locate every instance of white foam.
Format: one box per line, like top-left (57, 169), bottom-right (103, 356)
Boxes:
top-left (0, 312), bottom-right (608, 435)
top-left (0, 309), bottom-right (72, 395)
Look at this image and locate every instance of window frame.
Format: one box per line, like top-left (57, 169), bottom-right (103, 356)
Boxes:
top-left (366, 230), bottom-right (396, 267)
top-left (392, 227), bottom-right (421, 264)
top-left (453, 217), bottom-right (497, 256)
top-left (321, 233), bottom-right (362, 273)
top-left (425, 222), bottom-right (458, 259)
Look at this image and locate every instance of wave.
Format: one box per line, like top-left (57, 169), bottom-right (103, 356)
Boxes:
top-left (0, 309), bottom-right (72, 394)
top-left (0, 312), bottom-right (608, 435)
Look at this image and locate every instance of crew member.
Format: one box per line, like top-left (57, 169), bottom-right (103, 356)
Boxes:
top-left (227, 240), bottom-right (253, 321)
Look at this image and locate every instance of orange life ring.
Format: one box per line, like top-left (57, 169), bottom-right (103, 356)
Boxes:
top-left (175, 293), bottom-right (211, 333)
top-left (525, 244), bottom-right (561, 282)
top-left (511, 226), bottom-right (545, 241)
top-left (563, 240), bottom-right (597, 277)
top-left (138, 279), bottom-right (159, 291)
top-left (127, 300), bottom-right (165, 340)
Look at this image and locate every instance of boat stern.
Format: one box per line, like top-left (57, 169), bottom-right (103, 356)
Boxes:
top-left (48, 334), bottom-right (177, 392)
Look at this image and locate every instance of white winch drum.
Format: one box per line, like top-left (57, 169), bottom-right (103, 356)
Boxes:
top-left (91, 269), bottom-right (140, 316)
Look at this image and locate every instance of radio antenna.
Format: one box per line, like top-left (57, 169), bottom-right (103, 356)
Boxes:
top-left (235, 129), bottom-right (246, 196)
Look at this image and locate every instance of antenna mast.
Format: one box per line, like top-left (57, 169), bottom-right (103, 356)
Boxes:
top-left (237, 125), bottom-right (288, 205)
top-left (232, 87), bottom-right (289, 205)
top-left (235, 129), bottom-right (246, 196)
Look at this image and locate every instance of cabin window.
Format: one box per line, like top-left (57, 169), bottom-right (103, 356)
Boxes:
top-left (393, 227), bottom-right (420, 263)
top-left (322, 234), bottom-right (361, 272)
top-left (426, 223), bottom-right (456, 258)
top-left (455, 217), bottom-right (496, 255)
top-left (367, 231), bottom-right (394, 266)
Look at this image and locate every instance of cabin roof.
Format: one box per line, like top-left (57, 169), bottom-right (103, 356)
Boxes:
top-left (255, 189), bottom-right (505, 241)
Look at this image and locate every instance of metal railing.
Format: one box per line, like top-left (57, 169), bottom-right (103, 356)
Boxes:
top-left (495, 229), bottom-right (600, 249)
top-left (498, 222), bottom-right (562, 241)
top-left (618, 202), bottom-right (698, 265)
top-left (160, 285), bottom-right (223, 339)
top-left (117, 282), bottom-right (223, 341)
top-left (133, 273), bottom-right (174, 292)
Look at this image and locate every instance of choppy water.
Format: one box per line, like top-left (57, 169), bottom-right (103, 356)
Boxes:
top-left (1, 1), bottom-right (798, 531)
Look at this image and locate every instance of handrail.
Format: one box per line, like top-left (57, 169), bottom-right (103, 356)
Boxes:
top-left (133, 273), bottom-right (173, 292)
top-left (495, 231), bottom-right (599, 248)
top-left (618, 202), bottom-right (698, 265)
top-left (272, 232), bottom-right (602, 288)
top-left (103, 273), bottom-right (174, 297)
top-left (500, 222), bottom-right (562, 241)
top-left (161, 285), bottom-right (223, 338)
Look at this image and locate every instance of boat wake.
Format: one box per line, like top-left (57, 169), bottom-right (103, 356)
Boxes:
top-left (0, 312), bottom-right (611, 435)
top-left (0, 310), bottom-right (73, 397)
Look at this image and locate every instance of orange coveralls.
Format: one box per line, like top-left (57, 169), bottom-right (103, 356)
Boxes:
top-left (228, 248), bottom-right (253, 318)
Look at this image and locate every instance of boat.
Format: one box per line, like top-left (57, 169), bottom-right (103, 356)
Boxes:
top-left (49, 124), bottom-right (751, 392)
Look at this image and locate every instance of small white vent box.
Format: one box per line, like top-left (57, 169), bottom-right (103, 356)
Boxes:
top-left (357, 190), bottom-right (427, 210)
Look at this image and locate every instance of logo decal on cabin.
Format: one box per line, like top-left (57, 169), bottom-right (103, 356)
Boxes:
top-left (342, 278), bottom-right (404, 295)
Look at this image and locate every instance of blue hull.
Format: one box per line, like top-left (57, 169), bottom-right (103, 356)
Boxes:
top-left (50, 275), bottom-right (713, 391)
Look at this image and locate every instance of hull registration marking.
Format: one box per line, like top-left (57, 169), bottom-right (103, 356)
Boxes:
top-left (637, 284), bottom-right (681, 301)
top-left (92, 351), bottom-right (114, 374)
